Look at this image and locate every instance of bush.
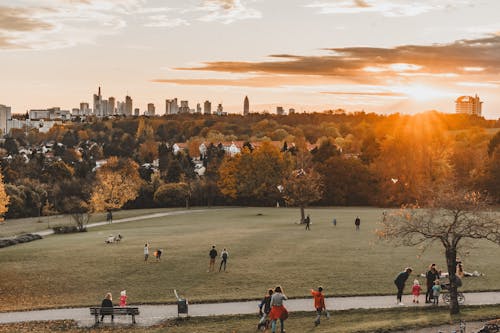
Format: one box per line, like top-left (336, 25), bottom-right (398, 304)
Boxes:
top-left (52, 225), bottom-right (86, 234)
top-left (0, 233), bottom-right (43, 248)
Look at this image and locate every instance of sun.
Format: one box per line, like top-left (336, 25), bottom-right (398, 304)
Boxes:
top-left (392, 84), bottom-right (451, 102)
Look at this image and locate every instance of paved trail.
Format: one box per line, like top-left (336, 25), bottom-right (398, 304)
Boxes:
top-left (0, 292), bottom-right (499, 327)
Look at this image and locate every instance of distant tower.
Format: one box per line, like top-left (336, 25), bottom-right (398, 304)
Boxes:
top-left (125, 95), bottom-right (133, 116)
top-left (204, 100), bottom-right (212, 115)
top-left (108, 97), bottom-right (116, 115)
top-left (243, 96), bottom-right (249, 115)
top-left (93, 86), bottom-right (103, 116)
top-left (0, 104), bottom-right (12, 136)
top-left (276, 106), bottom-right (284, 115)
top-left (147, 103), bottom-right (155, 116)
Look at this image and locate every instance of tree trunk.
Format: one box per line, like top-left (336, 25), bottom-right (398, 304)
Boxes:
top-left (300, 206), bottom-right (305, 223)
top-left (445, 247), bottom-right (460, 314)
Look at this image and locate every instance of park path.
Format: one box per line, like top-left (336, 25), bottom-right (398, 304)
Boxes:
top-left (0, 292), bottom-right (499, 327)
top-left (35, 209), bottom-right (216, 237)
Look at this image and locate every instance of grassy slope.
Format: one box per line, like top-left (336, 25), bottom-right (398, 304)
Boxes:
top-left (0, 207), bottom-right (499, 311)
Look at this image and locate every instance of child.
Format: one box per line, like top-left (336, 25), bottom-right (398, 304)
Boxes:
top-left (257, 289), bottom-right (273, 330)
top-left (432, 279), bottom-right (442, 305)
top-left (412, 279), bottom-right (421, 304)
top-left (119, 290), bottom-right (127, 307)
top-left (311, 286), bottom-right (329, 326)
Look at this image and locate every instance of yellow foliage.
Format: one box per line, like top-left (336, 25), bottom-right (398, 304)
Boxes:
top-left (90, 157), bottom-right (142, 212)
top-left (0, 171), bottom-right (9, 219)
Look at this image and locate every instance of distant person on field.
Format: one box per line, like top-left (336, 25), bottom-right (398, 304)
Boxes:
top-left (355, 216), bottom-right (361, 231)
top-left (106, 210), bottom-right (113, 224)
top-left (332, 218), bottom-right (336, 226)
top-left (208, 245), bottom-right (217, 272)
top-left (219, 248), bottom-right (229, 272)
top-left (311, 286), bottom-right (329, 326)
top-left (412, 279), bottom-right (421, 304)
top-left (258, 288), bottom-right (273, 329)
top-left (305, 214), bottom-right (311, 230)
top-left (425, 264), bottom-right (440, 303)
top-left (156, 248), bottom-right (163, 262)
top-left (394, 267), bottom-right (412, 305)
top-left (144, 243), bottom-right (149, 262)
top-left (119, 290), bottom-right (127, 307)
top-left (269, 286), bottom-right (288, 333)
top-left (100, 292), bottom-right (113, 322)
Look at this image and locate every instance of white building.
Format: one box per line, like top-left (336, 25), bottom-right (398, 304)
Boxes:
top-left (0, 104), bottom-right (12, 136)
top-left (455, 95), bottom-right (482, 116)
top-left (29, 107), bottom-right (71, 121)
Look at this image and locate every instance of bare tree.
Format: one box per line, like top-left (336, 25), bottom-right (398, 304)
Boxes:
top-left (378, 186), bottom-right (500, 314)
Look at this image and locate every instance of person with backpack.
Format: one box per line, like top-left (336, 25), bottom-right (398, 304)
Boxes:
top-left (219, 248), bottom-right (229, 272)
top-left (208, 245), bottom-right (217, 272)
top-left (257, 289), bottom-right (274, 330)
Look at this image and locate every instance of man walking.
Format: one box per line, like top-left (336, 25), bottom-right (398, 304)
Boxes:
top-left (355, 216), bottom-right (361, 231)
top-left (394, 267), bottom-right (412, 305)
top-left (208, 245), bottom-right (217, 272)
top-left (305, 214), bottom-right (311, 230)
top-left (311, 286), bottom-right (328, 326)
top-left (219, 248), bottom-right (229, 272)
top-left (144, 243), bottom-right (149, 263)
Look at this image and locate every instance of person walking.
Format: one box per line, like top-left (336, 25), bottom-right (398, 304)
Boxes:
top-left (219, 248), bottom-right (229, 272)
top-left (305, 214), bottom-right (311, 230)
top-left (311, 286), bottom-right (328, 326)
top-left (257, 288), bottom-right (273, 330)
top-left (332, 218), bottom-right (337, 226)
top-left (394, 267), bottom-right (412, 305)
top-left (425, 264), bottom-right (440, 303)
top-left (106, 210), bottom-right (113, 224)
top-left (354, 216), bottom-right (361, 231)
top-left (432, 279), bottom-right (442, 305)
top-left (143, 243), bottom-right (150, 263)
top-left (208, 245), bottom-right (217, 272)
top-left (269, 286), bottom-right (288, 333)
top-left (100, 292), bottom-right (114, 323)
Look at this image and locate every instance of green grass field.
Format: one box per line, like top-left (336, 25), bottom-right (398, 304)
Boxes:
top-left (0, 207), bottom-right (499, 311)
top-left (1, 306), bottom-right (500, 333)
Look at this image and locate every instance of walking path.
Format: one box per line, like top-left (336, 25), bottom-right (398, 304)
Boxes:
top-left (35, 209), bottom-right (216, 237)
top-left (0, 292), bottom-right (499, 327)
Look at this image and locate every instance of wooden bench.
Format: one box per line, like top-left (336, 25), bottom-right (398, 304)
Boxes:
top-left (89, 307), bottom-right (139, 324)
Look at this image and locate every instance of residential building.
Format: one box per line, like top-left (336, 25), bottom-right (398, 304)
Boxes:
top-left (0, 104), bottom-right (11, 136)
top-left (196, 103), bottom-right (202, 114)
top-left (108, 97), bottom-right (116, 115)
top-left (165, 98), bottom-right (179, 115)
top-left (147, 103), bottom-right (155, 116)
top-left (203, 100), bottom-right (212, 115)
top-left (134, 108), bottom-right (140, 116)
top-left (179, 100), bottom-right (190, 114)
top-left (455, 95), bottom-right (482, 116)
top-left (276, 106), bottom-right (284, 115)
top-left (125, 95), bottom-right (133, 116)
top-left (29, 107), bottom-right (71, 121)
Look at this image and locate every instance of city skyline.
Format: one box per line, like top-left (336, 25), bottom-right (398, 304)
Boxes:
top-left (1, 1), bottom-right (500, 118)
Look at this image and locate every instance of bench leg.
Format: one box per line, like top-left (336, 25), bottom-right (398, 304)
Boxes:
top-left (94, 314), bottom-right (99, 324)
top-left (132, 314), bottom-right (136, 324)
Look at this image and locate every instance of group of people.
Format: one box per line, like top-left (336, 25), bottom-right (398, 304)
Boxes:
top-left (208, 245), bottom-right (229, 272)
top-left (143, 243), bottom-right (162, 262)
top-left (257, 285), bottom-right (329, 332)
top-left (304, 214), bottom-right (361, 230)
top-left (98, 290), bottom-right (128, 322)
top-left (394, 262), bottom-right (464, 306)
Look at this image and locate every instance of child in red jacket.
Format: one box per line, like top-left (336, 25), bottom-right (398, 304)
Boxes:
top-left (412, 280), bottom-right (422, 304)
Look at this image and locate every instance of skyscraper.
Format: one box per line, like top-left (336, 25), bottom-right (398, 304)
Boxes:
top-left (204, 100), bottom-right (212, 115)
top-left (108, 97), bottom-right (116, 115)
top-left (93, 86), bottom-right (102, 116)
top-left (147, 103), bottom-right (155, 116)
top-left (0, 104), bottom-right (12, 136)
top-left (243, 96), bottom-right (249, 115)
top-left (165, 98), bottom-right (178, 115)
top-left (125, 95), bottom-right (133, 116)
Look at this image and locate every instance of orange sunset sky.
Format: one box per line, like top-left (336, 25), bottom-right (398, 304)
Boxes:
top-left (1, 0), bottom-right (499, 118)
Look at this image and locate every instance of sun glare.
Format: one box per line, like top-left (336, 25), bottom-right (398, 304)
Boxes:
top-left (393, 84), bottom-right (450, 101)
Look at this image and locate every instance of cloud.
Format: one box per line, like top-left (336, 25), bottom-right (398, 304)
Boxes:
top-left (306, 0), bottom-right (473, 17)
top-left (197, 0), bottom-right (261, 24)
top-left (172, 35), bottom-right (500, 79)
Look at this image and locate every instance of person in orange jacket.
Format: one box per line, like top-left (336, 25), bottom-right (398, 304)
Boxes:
top-left (311, 286), bottom-right (329, 326)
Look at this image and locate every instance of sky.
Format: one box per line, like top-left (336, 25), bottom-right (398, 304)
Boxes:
top-left (0, 0), bottom-right (499, 118)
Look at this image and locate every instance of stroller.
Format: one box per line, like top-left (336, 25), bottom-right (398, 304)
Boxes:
top-left (257, 304), bottom-right (270, 330)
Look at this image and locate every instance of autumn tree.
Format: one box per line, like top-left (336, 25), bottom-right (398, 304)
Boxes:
top-left (90, 157), bottom-right (142, 213)
top-left (378, 185), bottom-right (500, 314)
top-left (0, 171), bottom-right (10, 222)
top-left (282, 168), bottom-right (323, 222)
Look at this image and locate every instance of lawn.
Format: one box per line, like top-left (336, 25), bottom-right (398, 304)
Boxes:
top-left (0, 207), bottom-right (499, 311)
top-left (1, 305), bottom-right (499, 333)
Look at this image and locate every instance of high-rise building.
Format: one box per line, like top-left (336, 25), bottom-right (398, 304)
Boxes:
top-left (108, 97), bottom-right (116, 115)
top-left (216, 103), bottom-right (224, 115)
top-left (455, 95), bottom-right (482, 116)
top-left (165, 98), bottom-right (178, 115)
top-left (204, 100), bottom-right (212, 115)
top-left (0, 104), bottom-right (12, 136)
top-left (80, 102), bottom-right (90, 115)
top-left (134, 108), bottom-right (140, 116)
top-left (125, 95), bottom-right (133, 116)
top-left (276, 106), bottom-right (284, 115)
top-left (179, 100), bottom-right (190, 114)
top-left (147, 103), bottom-right (155, 116)
top-left (93, 86), bottom-right (103, 116)
top-left (196, 103), bottom-right (202, 114)
top-left (243, 96), bottom-right (249, 115)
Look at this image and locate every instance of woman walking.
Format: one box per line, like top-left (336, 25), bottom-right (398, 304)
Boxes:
top-left (269, 286), bottom-right (288, 333)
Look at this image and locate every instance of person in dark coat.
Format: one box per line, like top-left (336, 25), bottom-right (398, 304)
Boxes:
top-left (425, 264), bottom-right (440, 303)
top-left (394, 267), bottom-right (412, 305)
top-left (354, 216), bottom-right (361, 231)
top-left (100, 292), bottom-right (114, 322)
top-left (258, 288), bottom-right (274, 329)
top-left (305, 215), bottom-right (311, 230)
